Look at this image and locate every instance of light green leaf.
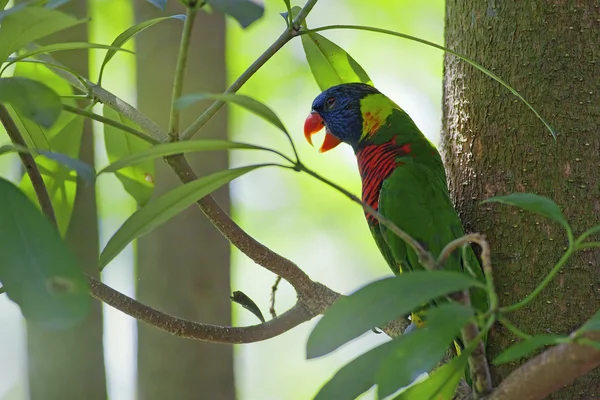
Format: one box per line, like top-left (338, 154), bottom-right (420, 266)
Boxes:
top-left (482, 193), bottom-right (569, 230)
top-left (98, 14), bottom-right (185, 84)
top-left (10, 61), bottom-right (84, 236)
top-left (301, 31), bottom-right (373, 91)
top-left (0, 177), bottom-right (90, 329)
top-left (99, 165), bottom-right (265, 269)
top-left (279, 5), bottom-right (304, 28)
top-left (99, 139), bottom-right (272, 175)
top-left (307, 271), bottom-right (481, 359)
top-left (176, 93), bottom-right (289, 134)
top-left (103, 105), bottom-right (155, 206)
top-left (209, 0), bottom-right (264, 28)
top-left (0, 6), bottom-right (85, 63)
top-left (20, 114), bottom-right (85, 236)
top-left (1, 42), bottom-right (134, 76)
top-left (0, 77), bottom-right (61, 128)
top-left (0, 143), bottom-right (94, 183)
top-left (394, 350), bottom-right (472, 400)
top-left (493, 335), bottom-right (564, 365)
top-left (376, 304), bottom-right (473, 399)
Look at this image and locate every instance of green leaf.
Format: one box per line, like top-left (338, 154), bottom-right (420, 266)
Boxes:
top-left (482, 193), bottom-right (569, 230)
top-left (0, 6), bottom-right (85, 63)
top-left (99, 165), bottom-right (265, 269)
top-left (280, 5), bottom-right (304, 28)
top-left (578, 309), bottom-right (600, 333)
top-left (98, 139), bottom-right (271, 175)
top-left (0, 77), bottom-right (61, 128)
top-left (301, 31), bottom-right (373, 91)
top-left (313, 304), bottom-right (472, 400)
top-left (103, 105), bottom-right (155, 207)
top-left (394, 350), bottom-right (471, 400)
top-left (313, 338), bottom-right (400, 400)
top-left (176, 93), bottom-right (289, 134)
top-left (98, 14), bottom-right (185, 84)
top-left (375, 304), bottom-right (473, 399)
top-left (0, 144), bottom-right (94, 183)
top-left (20, 114), bottom-right (85, 236)
top-left (230, 290), bottom-right (266, 323)
top-left (0, 177), bottom-right (90, 329)
top-left (1, 42), bottom-right (134, 76)
top-left (493, 335), bottom-right (564, 365)
top-left (307, 271), bottom-right (481, 359)
top-left (209, 0), bottom-right (264, 28)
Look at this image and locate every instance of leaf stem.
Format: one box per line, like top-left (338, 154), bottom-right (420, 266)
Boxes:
top-left (179, 0), bottom-right (319, 141)
top-left (294, 163), bottom-right (437, 269)
top-left (169, 5), bottom-right (198, 141)
top-left (0, 105), bottom-right (57, 228)
top-left (302, 25), bottom-right (556, 140)
top-left (498, 316), bottom-right (531, 340)
top-left (62, 104), bottom-right (159, 145)
top-left (500, 246), bottom-right (574, 313)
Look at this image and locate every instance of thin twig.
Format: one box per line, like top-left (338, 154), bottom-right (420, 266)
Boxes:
top-left (62, 104), bottom-right (159, 145)
top-left (270, 275), bottom-right (282, 318)
top-left (0, 105), bottom-right (58, 228)
top-left (169, 5), bottom-right (197, 140)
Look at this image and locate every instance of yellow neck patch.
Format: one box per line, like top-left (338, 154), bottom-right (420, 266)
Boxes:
top-left (359, 93), bottom-right (396, 140)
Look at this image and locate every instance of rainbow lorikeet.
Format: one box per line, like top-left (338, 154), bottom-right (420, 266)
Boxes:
top-left (303, 82), bottom-right (488, 329)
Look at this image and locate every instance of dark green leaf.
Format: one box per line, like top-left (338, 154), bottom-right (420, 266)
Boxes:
top-left (98, 139), bottom-right (270, 175)
top-left (307, 271), bottom-right (480, 358)
top-left (99, 165), bottom-right (265, 269)
top-left (230, 290), bottom-right (265, 323)
top-left (394, 350), bottom-right (471, 400)
top-left (103, 105), bottom-right (155, 207)
top-left (98, 14), bottom-right (185, 84)
top-left (176, 93), bottom-right (289, 134)
top-left (493, 335), bottom-right (564, 365)
top-left (0, 6), bottom-right (85, 63)
top-left (0, 77), bottom-right (61, 128)
top-left (314, 305), bottom-right (472, 400)
top-left (314, 338), bottom-right (399, 400)
top-left (209, 0), bottom-right (264, 28)
top-left (301, 31), bottom-right (373, 91)
top-left (1, 42), bottom-right (134, 76)
top-left (578, 309), bottom-right (600, 333)
top-left (146, 0), bottom-right (167, 11)
top-left (376, 304), bottom-right (473, 398)
top-left (482, 193), bottom-right (569, 230)
top-left (0, 177), bottom-right (90, 329)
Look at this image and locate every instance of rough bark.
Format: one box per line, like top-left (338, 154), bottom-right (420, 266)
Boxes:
top-left (443, 1), bottom-right (600, 398)
top-left (134, 2), bottom-right (234, 400)
top-left (25, 2), bottom-right (107, 399)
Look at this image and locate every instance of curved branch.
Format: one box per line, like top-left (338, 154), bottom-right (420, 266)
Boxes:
top-left (87, 275), bottom-right (312, 343)
top-left (486, 331), bottom-right (600, 400)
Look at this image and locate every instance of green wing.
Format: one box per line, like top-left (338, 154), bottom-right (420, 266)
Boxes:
top-left (376, 159), bottom-right (488, 314)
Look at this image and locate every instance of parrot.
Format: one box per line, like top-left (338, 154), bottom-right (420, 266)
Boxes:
top-left (302, 82), bottom-right (488, 335)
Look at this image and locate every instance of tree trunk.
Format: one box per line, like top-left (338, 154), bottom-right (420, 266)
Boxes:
top-left (443, 1), bottom-right (600, 397)
top-left (25, 2), bottom-right (107, 399)
top-left (134, 2), bottom-right (234, 400)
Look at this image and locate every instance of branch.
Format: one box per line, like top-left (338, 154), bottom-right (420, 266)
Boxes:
top-left (486, 331), bottom-right (600, 400)
top-left (0, 104), bottom-right (57, 228)
top-left (87, 275), bottom-right (311, 343)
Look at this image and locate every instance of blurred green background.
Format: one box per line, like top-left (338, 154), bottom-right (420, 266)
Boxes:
top-left (0, 0), bottom-right (443, 398)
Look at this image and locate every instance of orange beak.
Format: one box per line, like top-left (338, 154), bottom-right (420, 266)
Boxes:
top-left (303, 112), bottom-right (342, 153)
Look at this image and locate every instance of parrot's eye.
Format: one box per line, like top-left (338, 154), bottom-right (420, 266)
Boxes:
top-left (325, 97), bottom-right (336, 110)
